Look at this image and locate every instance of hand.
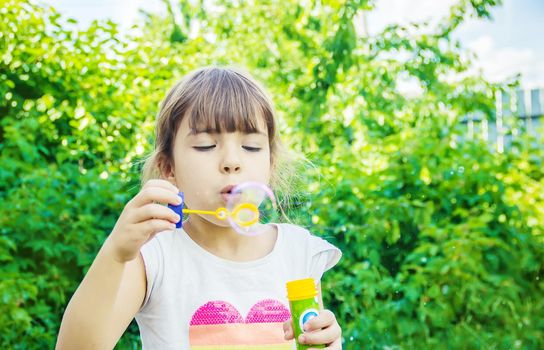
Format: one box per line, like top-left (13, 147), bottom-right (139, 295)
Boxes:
top-left (283, 309), bottom-right (342, 349)
top-left (107, 179), bottom-right (181, 263)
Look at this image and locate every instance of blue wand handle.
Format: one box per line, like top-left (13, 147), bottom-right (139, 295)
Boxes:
top-left (167, 192), bottom-right (184, 228)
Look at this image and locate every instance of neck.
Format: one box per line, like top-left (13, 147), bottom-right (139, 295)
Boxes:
top-left (183, 215), bottom-right (277, 262)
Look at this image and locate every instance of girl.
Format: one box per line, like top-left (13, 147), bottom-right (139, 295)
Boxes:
top-left (57, 67), bottom-right (342, 349)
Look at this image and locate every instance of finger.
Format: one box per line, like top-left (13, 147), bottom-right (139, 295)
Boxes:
top-left (299, 322), bottom-right (341, 346)
top-left (139, 219), bottom-right (176, 236)
top-left (283, 319), bottom-right (294, 340)
top-left (142, 179), bottom-right (179, 193)
top-left (283, 319), bottom-right (292, 332)
top-left (303, 310), bottom-right (336, 332)
top-left (324, 337), bottom-right (342, 349)
top-left (132, 203), bottom-right (181, 224)
top-left (130, 186), bottom-right (182, 208)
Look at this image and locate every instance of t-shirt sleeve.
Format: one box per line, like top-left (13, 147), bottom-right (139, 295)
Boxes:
top-left (139, 235), bottom-right (165, 311)
top-left (306, 233), bottom-right (342, 282)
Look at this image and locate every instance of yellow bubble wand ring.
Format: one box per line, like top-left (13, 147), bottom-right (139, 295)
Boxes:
top-left (181, 202), bottom-right (259, 227)
top-left (168, 182), bottom-right (276, 235)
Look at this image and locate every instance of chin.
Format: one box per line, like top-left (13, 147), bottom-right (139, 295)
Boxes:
top-left (203, 216), bottom-right (231, 228)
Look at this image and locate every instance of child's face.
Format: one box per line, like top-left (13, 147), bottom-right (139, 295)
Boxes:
top-left (168, 115), bottom-right (271, 227)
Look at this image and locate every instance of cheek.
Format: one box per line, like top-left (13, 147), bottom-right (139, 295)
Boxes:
top-left (174, 156), bottom-right (215, 195)
top-left (257, 154), bottom-right (272, 183)
top-left (173, 157), bottom-right (196, 189)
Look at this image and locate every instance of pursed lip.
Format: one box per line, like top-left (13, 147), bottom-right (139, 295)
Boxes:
top-left (220, 184), bottom-right (236, 194)
top-left (220, 184), bottom-right (241, 203)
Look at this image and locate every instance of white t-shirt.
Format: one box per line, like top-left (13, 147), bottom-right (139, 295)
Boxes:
top-left (135, 223), bottom-right (342, 350)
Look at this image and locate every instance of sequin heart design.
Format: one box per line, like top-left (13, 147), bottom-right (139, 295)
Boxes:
top-left (190, 299), bottom-right (291, 325)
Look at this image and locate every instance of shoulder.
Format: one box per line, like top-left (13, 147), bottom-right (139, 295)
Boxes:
top-left (138, 229), bottom-right (184, 311)
top-left (141, 229), bottom-right (182, 255)
top-left (139, 229), bottom-right (183, 279)
top-left (276, 223), bottom-right (342, 280)
top-left (277, 223), bottom-right (341, 261)
top-left (277, 222), bottom-right (311, 237)
top-left (278, 223), bottom-right (335, 248)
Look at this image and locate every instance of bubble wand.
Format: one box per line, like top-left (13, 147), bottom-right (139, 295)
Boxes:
top-left (168, 182), bottom-right (276, 235)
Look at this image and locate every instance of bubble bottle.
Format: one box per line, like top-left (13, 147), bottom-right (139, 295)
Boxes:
top-left (286, 278), bottom-right (324, 349)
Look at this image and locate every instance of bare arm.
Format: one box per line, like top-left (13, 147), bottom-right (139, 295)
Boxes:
top-left (56, 242), bottom-right (146, 349)
top-left (56, 179), bottom-right (181, 349)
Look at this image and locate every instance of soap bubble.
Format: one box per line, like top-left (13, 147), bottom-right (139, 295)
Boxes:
top-left (226, 182), bottom-right (278, 235)
top-left (167, 182), bottom-right (278, 235)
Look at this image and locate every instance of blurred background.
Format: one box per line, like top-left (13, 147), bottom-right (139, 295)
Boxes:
top-left (1, 0), bottom-right (543, 348)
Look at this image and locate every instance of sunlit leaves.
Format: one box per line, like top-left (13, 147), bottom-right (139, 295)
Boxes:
top-left (1, 0), bottom-right (542, 348)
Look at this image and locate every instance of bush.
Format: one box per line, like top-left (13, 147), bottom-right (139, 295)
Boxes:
top-left (1, 0), bottom-right (542, 348)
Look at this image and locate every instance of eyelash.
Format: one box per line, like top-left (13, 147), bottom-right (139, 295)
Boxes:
top-left (243, 146), bottom-right (261, 152)
top-left (193, 145), bottom-right (215, 151)
top-left (192, 145), bottom-right (261, 152)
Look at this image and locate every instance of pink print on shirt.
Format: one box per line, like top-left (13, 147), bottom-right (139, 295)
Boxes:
top-left (190, 299), bottom-right (291, 325)
top-left (189, 299), bottom-right (293, 349)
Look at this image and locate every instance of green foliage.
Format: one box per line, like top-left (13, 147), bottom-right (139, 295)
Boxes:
top-left (1, 0), bottom-right (542, 349)
top-left (1, 1), bottom-right (142, 347)
top-left (313, 127), bottom-right (544, 348)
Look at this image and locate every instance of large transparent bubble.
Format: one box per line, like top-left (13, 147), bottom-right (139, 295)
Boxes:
top-left (168, 182), bottom-right (279, 235)
top-left (226, 182), bottom-right (278, 236)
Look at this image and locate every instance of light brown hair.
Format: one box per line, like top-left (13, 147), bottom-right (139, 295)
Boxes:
top-left (142, 66), bottom-right (297, 205)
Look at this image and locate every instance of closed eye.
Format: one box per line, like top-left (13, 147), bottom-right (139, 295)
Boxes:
top-left (243, 146), bottom-right (261, 152)
top-left (193, 145), bottom-right (216, 151)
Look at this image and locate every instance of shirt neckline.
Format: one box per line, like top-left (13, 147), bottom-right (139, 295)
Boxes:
top-left (178, 223), bottom-right (283, 269)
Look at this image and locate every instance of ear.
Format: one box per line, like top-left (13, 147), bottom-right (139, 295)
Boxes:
top-left (157, 153), bottom-right (177, 186)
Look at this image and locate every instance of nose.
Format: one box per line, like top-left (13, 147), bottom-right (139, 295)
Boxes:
top-left (220, 148), bottom-right (242, 174)
top-left (222, 162), bottom-right (241, 174)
